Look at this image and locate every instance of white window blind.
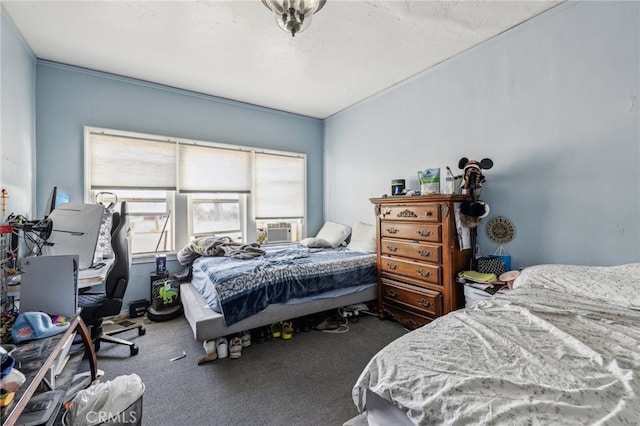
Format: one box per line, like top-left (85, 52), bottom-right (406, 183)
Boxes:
top-left (178, 143), bottom-right (251, 193)
top-left (88, 133), bottom-right (177, 190)
top-left (254, 153), bottom-right (305, 219)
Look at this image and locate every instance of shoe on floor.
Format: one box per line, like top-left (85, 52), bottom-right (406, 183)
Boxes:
top-left (240, 330), bottom-right (251, 347)
top-left (203, 339), bottom-right (217, 355)
top-left (229, 336), bottom-right (242, 359)
top-left (313, 318), bottom-right (339, 331)
top-left (281, 321), bottom-right (293, 339)
top-left (216, 337), bottom-right (228, 359)
top-left (197, 352), bottom-right (218, 365)
top-left (271, 322), bottom-right (282, 338)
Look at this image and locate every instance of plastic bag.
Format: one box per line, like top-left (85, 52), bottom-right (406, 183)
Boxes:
top-left (418, 168), bottom-right (440, 194)
top-left (67, 374), bottom-right (144, 426)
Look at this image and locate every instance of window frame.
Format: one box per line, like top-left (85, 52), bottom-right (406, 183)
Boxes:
top-left (188, 193), bottom-right (246, 240)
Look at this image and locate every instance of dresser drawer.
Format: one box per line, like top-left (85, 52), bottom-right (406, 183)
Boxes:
top-left (381, 304), bottom-right (435, 329)
top-left (379, 204), bottom-right (440, 222)
top-left (381, 279), bottom-right (442, 318)
top-left (380, 221), bottom-right (441, 243)
top-left (380, 239), bottom-right (441, 264)
top-left (380, 256), bottom-right (441, 284)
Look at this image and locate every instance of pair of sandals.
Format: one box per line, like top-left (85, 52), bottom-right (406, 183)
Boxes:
top-left (271, 321), bottom-right (293, 340)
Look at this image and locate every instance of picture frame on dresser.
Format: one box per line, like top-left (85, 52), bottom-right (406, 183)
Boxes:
top-left (370, 194), bottom-right (473, 329)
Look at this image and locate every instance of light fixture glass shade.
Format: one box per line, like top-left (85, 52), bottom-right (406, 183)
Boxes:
top-left (262, 0), bottom-right (327, 37)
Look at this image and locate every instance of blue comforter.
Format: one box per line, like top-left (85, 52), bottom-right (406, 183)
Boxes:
top-left (191, 246), bottom-right (377, 326)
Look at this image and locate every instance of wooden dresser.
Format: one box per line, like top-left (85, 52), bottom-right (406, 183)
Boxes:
top-left (370, 195), bottom-right (472, 329)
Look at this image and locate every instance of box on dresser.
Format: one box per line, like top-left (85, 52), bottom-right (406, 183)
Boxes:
top-left (370, 194), bottom-right (472, 329)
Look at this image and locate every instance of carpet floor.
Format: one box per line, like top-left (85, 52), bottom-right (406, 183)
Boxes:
top-left (91, 310), bottom-right (407, 426)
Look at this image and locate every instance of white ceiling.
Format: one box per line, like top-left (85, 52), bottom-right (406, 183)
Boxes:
top-left (3, 0), bottom-right (563, 119)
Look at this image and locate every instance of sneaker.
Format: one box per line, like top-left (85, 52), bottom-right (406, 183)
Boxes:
top-left (240, 330), bottom-right (251, 347)
top-left (313, 318), bottom-right (339, 331)
top-left (229, 336), bottom-right (242, 359)
top-left (203, 339), bottom-right (217, 356)
top-left (216, 337), bottom-right (228, 359)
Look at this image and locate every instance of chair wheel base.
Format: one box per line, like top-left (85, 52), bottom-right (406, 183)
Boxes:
top-left (139, 327), bottom-right (146, 336)
top-left (130, 345), bottom-right (139, 356)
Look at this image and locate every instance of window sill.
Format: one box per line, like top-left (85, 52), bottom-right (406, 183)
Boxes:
top-left (132, 252), bottom-right (178, 265)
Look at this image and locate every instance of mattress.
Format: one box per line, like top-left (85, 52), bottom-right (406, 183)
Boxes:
top-left (190, 245), bottom-right (377, 325)
top-left (353, 263), bottom-right (640, 425)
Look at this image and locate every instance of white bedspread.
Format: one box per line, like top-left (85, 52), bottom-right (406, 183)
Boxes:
top-left (353, 263), bottom-right (640, 425)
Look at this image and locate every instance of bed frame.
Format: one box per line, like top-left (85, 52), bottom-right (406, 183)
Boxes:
top-left (180, 281), bottom-right (377, 342)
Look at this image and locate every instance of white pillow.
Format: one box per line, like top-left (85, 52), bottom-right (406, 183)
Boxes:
top-left (315, 221), bottom-right (352, 248)
top-left (347, 222), bottom-right (376, 253)
top-left (299, 237), bottom-right (332, 248)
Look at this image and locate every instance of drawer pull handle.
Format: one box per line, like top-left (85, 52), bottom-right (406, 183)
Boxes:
top-left (417, 298), bottom-right (432, 308)
top-left (416, 269), bottom-right (431, 277)
top-left (424, 211), bottom-right (433, 217)
top-left (417, 230), bottom-right (432, 237)
top-left (386, 245), bottom-right (398, 252)
top-left (387, 227), bottom-right (399, 234)
top-left (386, 262), bottom-right (398, 270)
top-left (397, 209), bottom-right (418, 218)
top-left (386, 289), bottom-right (398, 298)
top-left (417, 250), bottom-right (431, 257)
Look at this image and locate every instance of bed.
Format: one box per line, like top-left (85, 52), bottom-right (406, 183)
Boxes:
top-left (180, 221), bottom-right (379, 342)
top-left (350, 262), bottom-right (640, 425)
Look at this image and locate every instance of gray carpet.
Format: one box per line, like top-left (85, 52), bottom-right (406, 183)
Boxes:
top-left (92, 311), bottom-right (407, 426)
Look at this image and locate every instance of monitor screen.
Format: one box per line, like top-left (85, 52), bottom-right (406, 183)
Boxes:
top-left (42, 202), bottom-right (104, 270)
top-left (44, 186), bottom-right (70, 217)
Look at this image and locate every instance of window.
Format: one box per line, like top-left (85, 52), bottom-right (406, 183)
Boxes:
top-left (254, 152), bottom-right (305, 219)
top-left (85, 127), bottom-right (306, 256)
top-left (190, 193), bottom-right (243, 242)
top-left (117, 190), bottom-right (173, 254)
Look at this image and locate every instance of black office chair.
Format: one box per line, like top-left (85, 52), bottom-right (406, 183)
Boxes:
top-left (79, 202), bottom-right (145, 356)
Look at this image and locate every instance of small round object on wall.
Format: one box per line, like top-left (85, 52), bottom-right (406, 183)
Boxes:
top-left (486, 216), bottom-right (516, 244)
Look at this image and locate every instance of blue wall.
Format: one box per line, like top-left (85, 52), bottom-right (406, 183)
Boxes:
top-left (0, 6), bottom-right (36, 219)
top-left (324, 1), bottom-right (640, 268)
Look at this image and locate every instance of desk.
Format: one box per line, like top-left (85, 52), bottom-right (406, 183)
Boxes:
top-left (0, 316), bottom-right (97, 426)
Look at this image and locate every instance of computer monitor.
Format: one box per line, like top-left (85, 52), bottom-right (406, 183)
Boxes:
top-left (44, 186), bottom-right (70, 217)
top-left (42, 203), bottom-right (104, 270)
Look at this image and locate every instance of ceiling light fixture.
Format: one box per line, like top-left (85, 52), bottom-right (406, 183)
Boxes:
top-left (262, 0), bottom-right (326, 37)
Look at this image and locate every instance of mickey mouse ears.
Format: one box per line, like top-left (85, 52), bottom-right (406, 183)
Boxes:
top-left (458, 157), bottom-right (494, 170)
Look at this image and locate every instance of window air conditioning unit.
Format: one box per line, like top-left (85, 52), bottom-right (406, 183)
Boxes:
top-left (266, 223), bottom-right (292, 244)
